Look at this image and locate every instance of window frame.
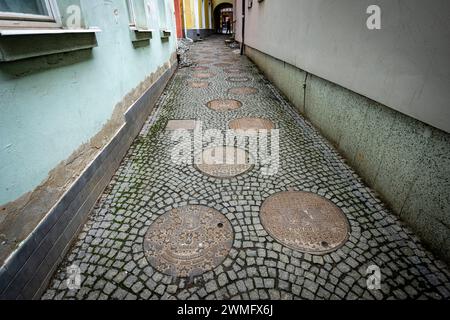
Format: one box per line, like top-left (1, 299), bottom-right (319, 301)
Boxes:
top-left (126, 0), bottom-right (137, 28)
top-left (127, 0), bottom-right (154, 31)
top-left (0, 0), bottom-right (61, 29)
top-left (157, 0), bottom-right (167, 30)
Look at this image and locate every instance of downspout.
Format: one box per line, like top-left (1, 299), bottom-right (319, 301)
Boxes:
top-left (208, 1), bottom-right (212, 32)
top-left (240, 0), bottom-right (245, 55)
top-left (182, 0), bottom-right (193, 41)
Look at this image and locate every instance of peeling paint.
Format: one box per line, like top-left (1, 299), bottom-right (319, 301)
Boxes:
top-left (0, 56), bottom-right (176, 264)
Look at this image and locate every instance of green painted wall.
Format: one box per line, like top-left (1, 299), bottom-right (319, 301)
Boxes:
top-left (0, 0), bottom-right (177, 205)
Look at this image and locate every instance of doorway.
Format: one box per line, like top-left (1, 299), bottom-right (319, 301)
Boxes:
top-left (214, 3), bottom-right (233, 34)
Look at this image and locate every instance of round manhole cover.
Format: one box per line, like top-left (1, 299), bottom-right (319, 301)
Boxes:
top-left (207, 99), bottom-right (242, 112)
top-left (144, 205), bottom-right (233, 278)
top-left (195, 146), bottom-right (253, 178)
top-left (260, 191), bottom-right (350, 254)
top-left (193, 72), bottom-right (215, 79)
top-left (189, 81), bottom-right (209, 88)
top-left (229, 117), bottom-right (275, 130)
top-left (214, 62), bottom-right (232, 68)
top-left (224, 68), bottom-right (244, 74)
top-left (226, 76), bottom-right (251, 83)
top-left (192, 66), bottom-right (209, 71)
top-left (196, 59), bottom-right (214, 65)
top-left (228, 87), bottom-right (258, 95)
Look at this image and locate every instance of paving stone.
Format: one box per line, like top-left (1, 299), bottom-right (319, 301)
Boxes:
top-left (218, 273), bottom-right (228, 287)
top-left (205, 280), bottom-right (219, 293)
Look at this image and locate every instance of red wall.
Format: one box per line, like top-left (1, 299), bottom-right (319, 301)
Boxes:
top-left (173, 0), bottom-right (183, 38)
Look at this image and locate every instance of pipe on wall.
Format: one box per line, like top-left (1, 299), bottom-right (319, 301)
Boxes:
top-left (240, 0), bottom-right (245, 55)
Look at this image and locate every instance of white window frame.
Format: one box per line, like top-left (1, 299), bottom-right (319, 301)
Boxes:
top-left (126, 0), bottom-right (137, 28)
top-left (127, 0), bottom-right (153, 31)
top-left (0, 0), bottom-right (61, 29)
top-left (158, 0), bottom-right (168, 30)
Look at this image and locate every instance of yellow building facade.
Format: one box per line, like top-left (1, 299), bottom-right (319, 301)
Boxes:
top-left (179, 0), bottom-right (232, 40)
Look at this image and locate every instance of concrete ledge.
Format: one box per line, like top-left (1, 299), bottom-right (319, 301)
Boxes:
top-left (245, 45), bottom-right (450, 265)
top-left (0, 62), bottom-right (177, 300)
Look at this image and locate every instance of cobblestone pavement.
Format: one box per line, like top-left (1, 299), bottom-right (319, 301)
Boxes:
top-left (43, 36), bottom-right (450, 300)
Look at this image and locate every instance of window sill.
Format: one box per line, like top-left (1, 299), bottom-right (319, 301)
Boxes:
top-left (0, 28), bottom-right (101, 62)
top-left (129, 27), bottom-right (154, 42)
top-left (160, 29), bottom-right (171, 39)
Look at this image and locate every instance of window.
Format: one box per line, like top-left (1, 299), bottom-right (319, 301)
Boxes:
top-left (0, 0), bottom-right (101, 62)
top-left (127, 0), bottom-right (151, 30)
top-left (0, 0), bottom-right (61, 28)
top-left (157, 0), bottom-right (167, 30)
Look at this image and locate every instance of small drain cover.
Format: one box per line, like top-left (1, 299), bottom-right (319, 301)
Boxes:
top-left (229, 117), bottom-right (275, 130)
top-left (207, 99), bottom-right (242, 112)
top-left (260, 191), bottom-right (350, 254)
top-left (144, 205), bottom-right (233, 278)
top-left (228, 87), bottom-right (258, 95)
top-left (189, 81), bottom-right (210, 88)
top-left (193, 72), bottom-right (214, 79)
top-left (195, 146), bottom-right (253, 178)
top-left (166, 120), bottom-right (199, 131)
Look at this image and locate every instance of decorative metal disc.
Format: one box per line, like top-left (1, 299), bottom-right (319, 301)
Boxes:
top-left (192, 66), bottom-right (209, 71)
top-left (214, 62), bottom-right (232, 68)
top-left (189, 81), bottom-right (210, 88)
top-left (193, 72), bottom-right (214, 79)
top-left (144, 205), bottom-right (233, 278)
top-left (196, 59), bottom-right (214, 65)
top-left (260, 191), bottom-right (350, 254)
top-left (229, 117), bottom-right (276, 130)
top-left (206, 99), bottom-right (242, 112)
top-left (226, 76), bottom-right (251, 83)
top-left (224, 68), bottom-right (244, 74)
top-left (228, 87), bottom-right (258, 95)
top-left (195, 146), bottom-right (253, 178)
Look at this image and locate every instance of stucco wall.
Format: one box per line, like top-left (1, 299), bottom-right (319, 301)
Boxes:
top-left (0, 0), bottom-right (177, 205)
top-left (234, 0), bottom-right (450, 133)
top-left (245, 41), bottom-right (450, 265)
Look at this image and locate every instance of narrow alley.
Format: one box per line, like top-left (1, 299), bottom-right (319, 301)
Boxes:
top-left (1, 1), bottom-right (449, 305)
top-left (40, 37), bottom-right (450, 300)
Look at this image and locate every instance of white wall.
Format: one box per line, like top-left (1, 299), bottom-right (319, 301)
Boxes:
top-left (235, 0), bottom-right (450, 133)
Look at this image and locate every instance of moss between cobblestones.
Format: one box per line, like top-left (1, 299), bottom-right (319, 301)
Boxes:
top-left (41, 36), bottom-right (450, 301)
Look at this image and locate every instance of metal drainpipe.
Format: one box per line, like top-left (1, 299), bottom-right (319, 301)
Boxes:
top-left (240, 0), bottom-right (245, 55)
top-left (182, 0), bottom-right (193, 41)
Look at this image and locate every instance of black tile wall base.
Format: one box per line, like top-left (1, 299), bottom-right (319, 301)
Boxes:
top-left (0, 62), bottom-right (177, 300)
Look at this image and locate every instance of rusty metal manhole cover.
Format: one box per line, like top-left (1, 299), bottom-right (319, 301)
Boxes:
top-left (144, 205), bottom-right (233, 278)
top-left (224, 68), bottom-right (244, 74)
top-left (192, 66), bottom-right (209, 71)
top-left (196, 59), bottom-right (214, 65)
top-left (189, 81), bottom-right (210, 88)
top-left (228, 87), bottom-right (259, 95)
top-left (207, 99), bottom-right (242, 112)
top-left (193, 72), bottom-right (215, 79)
top-left (260, 191), bottom-right (350, 254)
top-left (195, 146), bottom-right (253, 178)
top-left (229, 117), bottom-right (275, 130)
top-left (215, 62), bottom-right (232, 68)
top-left (226, 76), bottom-right (251, 83)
